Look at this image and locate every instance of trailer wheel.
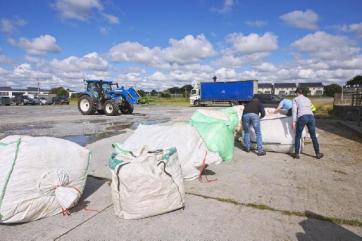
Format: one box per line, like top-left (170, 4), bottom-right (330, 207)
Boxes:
top-left (193, 100), bottom-right (200, 106)
top-left (104, 100), bottom-right (119, 116)
top-left (78, 95), bottom-right (96, 115)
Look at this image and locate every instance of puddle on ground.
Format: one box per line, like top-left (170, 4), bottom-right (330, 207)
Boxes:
top-left (106, 122), bottom-right (134, 131)
top-left (0, 123), bottom-right (53, 132)
top-left (62, 131), bottom-right (126, 146)
top-left (141, 118), bottom-right (171, 125)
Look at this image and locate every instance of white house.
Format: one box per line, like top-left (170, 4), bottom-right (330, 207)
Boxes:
top-left (274, 83), bottom-right (297, 96)
top-left (298, 83), bottom-right (324, 96)
top-left (258, 83), bottom-right (273, 94)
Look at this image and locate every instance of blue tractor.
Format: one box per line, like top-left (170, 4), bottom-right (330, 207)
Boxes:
top-left (78, 80), bottom-right (140, 116)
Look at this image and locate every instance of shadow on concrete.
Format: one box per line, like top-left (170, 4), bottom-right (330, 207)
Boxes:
top-left (316, 120), bottom-right (362, 143)
top-left (296, 211), bottom-right (362, 241)
top-left (71, 175), bottom-right (109, 213)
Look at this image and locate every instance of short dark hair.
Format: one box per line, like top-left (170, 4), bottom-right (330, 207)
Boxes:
top-left (295, 87), bottom-right (303, 94)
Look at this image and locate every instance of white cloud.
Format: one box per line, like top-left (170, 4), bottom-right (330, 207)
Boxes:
top-left (212, 0), bottom-right (235, 14)
top-left (50, 52), bottom-right (108, 72)
top-left (9, 35), bottom-right (61, 55)
top-left (109, 34), bottom-right (215, 67)
top-left (226, 32), bottom-right (278, 54)
top-left (0, 52), bottom-right (12, 64)
top-left (54, 0), bottom-right (120, 26)
top-left (99, 27), bottom-right (109, 35)
top-left (291, 31), bottom-right (359, 60)
top-left (336, 22), bottom-right (362, 38)
top-left (245, 20), bottom-right (267, 28)
top-left (215, 67), bottom-right (237, 79)
top-left (280, 9), bottom-right (319, 30)
top-left (164, 34), bottom-right (215, 64)
top-left (216, 32), bottom-right (278, 67)
top-left (54, 0), bottom-right (103, 21)
top-left (148, 71), bottom-right (168, 82)
top-left (102, 13), bottom-right (119, 24)
top-left (0, 17), bottom-right (26, 34)
top-left (254, 62), bottom-right (277, 72)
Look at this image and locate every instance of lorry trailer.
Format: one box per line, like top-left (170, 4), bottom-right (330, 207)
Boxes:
top-left (189, 80), bottom-right (258, 106)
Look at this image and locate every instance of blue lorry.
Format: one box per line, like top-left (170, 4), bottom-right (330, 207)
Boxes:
top-left (189, 80), bottom-right (258, 106)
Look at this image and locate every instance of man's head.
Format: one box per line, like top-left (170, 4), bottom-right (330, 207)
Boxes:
top-left (295, 87), bottom-right (303, 95)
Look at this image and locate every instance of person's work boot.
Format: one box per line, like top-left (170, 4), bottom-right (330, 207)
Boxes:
top-left (257, 150), bottom-right (266, 156)
top-left (316, 153), bottom-right (324, 159)
top-left (292, 153), bottom-right (300, 159)
top-left (243, 147), bottom-right (250, 153)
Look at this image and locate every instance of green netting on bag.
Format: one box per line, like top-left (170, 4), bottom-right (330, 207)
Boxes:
top-left (190, 108), bottom-right (239, 161)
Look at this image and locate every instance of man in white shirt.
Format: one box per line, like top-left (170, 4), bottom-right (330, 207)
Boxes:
top-left (292, 87), bottom-right (323, 159)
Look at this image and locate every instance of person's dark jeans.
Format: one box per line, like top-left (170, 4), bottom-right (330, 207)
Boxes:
top-left (242, 113), bottom-right (263, 152)
top-left (295, 114), bottom-right (320, 155)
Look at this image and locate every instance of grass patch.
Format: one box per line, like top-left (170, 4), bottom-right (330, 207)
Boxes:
top-left (186, 192), bottom-right (362, 227)
top-left (309, 97), bottom-right (334, 119)
top-left (140, 96), bottom-right (191, 106)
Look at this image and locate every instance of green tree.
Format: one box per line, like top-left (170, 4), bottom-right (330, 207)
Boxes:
top-left (347, 75), bottom-right (362, 86)
top-left (324, 84), bottom-right (342, 97)
top-left (137, 89), bottom-right (146, 97)
top-left (160, 92), bottom-right (171, 98)
top-left (49, 87), bottom-right (69, 97)
top-left (151, 90), bottom-right (158, 96)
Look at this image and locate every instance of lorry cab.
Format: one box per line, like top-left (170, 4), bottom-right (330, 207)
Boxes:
top-left (190, 84), bottom-right (201, 106)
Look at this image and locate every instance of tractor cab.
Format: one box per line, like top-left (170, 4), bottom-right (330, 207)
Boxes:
top-left (78, 80), bottom-right (140, 116)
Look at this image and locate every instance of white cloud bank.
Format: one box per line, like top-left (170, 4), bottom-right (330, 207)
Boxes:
top-left (280, 9), bottom-right (319, 30)
top-left (0, 17), bottom-right (26, 34)
top-left (8, 35), bottom-right (61, 55)
top-left (53, 0), bottom-right (119, 24)
top-left (1, 31), bottom-right (361, 90)
top-left (109, 34), bottom-right (215, 68)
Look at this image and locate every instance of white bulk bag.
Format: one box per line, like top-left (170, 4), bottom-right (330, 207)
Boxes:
top-left (120, 124), bottom-right (222, 180)
top-left (248, 109), bottom-right (305, 153)
top-left (110, 146), bottom-right (185, 219)
top-left (0, 136), bottom-right (89, 223)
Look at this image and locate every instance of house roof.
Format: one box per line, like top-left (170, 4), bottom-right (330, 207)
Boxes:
top-left (258, 83), bottom-right (273, 88)
top-left (298, 82), bottom-right (324, 88)
top-left (0, 86), bottom-right (12, 91)
top-left (274, 83), bottom-right (297, 88)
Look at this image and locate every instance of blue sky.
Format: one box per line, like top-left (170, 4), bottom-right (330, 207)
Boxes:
top-left (0, 0), bottom-right (361, 90)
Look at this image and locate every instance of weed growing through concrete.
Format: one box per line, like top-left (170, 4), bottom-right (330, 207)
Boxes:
top-left (186, 192), bottom-right (362, 227)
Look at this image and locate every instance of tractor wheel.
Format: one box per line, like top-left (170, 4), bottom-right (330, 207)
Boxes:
top-left (120, 102), bottom-right (134, 114)
top-left (104, 100), bottom-right (119, 116)
top-left (193, 100), bottom-right (200, 106)
top-left (78, 95), bottom-right (96, 115)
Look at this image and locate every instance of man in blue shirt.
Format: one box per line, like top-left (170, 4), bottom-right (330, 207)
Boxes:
top-left (274, 98), bottom-right (293, 116)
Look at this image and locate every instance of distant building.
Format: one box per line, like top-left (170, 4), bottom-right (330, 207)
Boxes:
top-left (0, 87), bottom-right (49, 98)
top-left (298, 82), bottom-right (324, 96)
top-left (258, 83), bottom-right (273, 94)
top-left (274, 83), bottom-right (297, 96)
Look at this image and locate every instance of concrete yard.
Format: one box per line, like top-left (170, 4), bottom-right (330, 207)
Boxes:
top-left (0, 105), bottom-right (361, 241)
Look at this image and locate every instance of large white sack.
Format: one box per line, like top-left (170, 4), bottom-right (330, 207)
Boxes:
top-left (120, 124), bottom-right (222, 180)
top-left (248, 109), bottom-right (305, 153)
top-left (0, 135), bottom-right (89, 223)
top-left (111, 147), bottom-right (184, 219)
